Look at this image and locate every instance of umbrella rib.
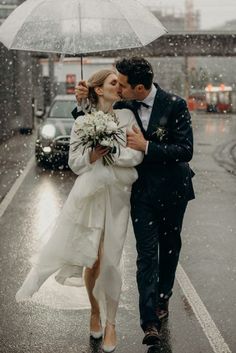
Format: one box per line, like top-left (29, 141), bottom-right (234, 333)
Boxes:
top-left (109, 0), bottom-right (167, 46)
top-left (109, 0), bottom-right (142, 45)
top-left (76, 0), bottom-right (82, 54)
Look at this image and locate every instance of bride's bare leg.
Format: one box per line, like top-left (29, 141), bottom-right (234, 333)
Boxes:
top-left (84, 258), bottom-right (101, 333)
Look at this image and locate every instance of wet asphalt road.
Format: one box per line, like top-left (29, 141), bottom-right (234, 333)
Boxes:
top-left (0, 113), bottom-right (236, 353)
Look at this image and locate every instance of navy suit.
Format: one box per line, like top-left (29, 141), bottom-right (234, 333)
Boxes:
top-left (71, 84), bottom-right (195, 331)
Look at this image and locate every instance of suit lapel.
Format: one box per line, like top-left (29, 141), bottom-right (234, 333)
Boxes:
top-left (130, 85), bottom-right (170, 138)
top-left (146, 85), bottom-right (169, 136)
top-left (128, 85), bottom-right (171, 138)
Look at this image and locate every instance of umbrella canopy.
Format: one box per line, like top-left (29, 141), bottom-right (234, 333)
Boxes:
top-left (0, 0), bottom-right (167, 55)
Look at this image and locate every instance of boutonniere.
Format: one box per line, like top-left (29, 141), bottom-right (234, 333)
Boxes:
top-left (152, 126), bottom-right (167, 141)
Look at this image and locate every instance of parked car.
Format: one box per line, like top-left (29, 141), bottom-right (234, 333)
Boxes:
top-left (35, 95), bottom-right (77, 167)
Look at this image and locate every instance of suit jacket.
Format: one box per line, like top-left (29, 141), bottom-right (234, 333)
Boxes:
top-left (71, 84), bottom-right (195, 207)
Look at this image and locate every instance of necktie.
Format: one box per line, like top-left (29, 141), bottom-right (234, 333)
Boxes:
top-left (133, 100), bottom-right (150, 110)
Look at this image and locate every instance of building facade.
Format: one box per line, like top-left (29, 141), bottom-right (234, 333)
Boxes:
top-left (0, 0), bottom-right (44, 142)
top-left (0, 0), bottom-right (18, 25)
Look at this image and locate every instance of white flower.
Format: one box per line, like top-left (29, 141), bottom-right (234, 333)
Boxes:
top-left (100, 139), bottom-right (112, 147)
top-left (96, 124), bottom-right (106, 132)
top-left (106, 121), bottom-right (118, 132)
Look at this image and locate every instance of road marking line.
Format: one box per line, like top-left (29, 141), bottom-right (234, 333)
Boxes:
top-left (177, 264), bottom-right (232, 353)
top-left (0, 155), bottom-right (35, 219)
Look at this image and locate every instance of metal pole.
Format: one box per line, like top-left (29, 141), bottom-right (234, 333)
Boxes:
top-left (48, 54), bottom-right (55, 104)
top-left (184, 56), bottom-right (189, 100)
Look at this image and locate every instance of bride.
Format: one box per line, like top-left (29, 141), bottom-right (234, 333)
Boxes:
top-left (16, 69), bottom-right (143, 352)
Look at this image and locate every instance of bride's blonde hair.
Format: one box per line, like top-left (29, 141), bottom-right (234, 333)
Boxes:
top-left (87, 69), bottom-right (116, 107)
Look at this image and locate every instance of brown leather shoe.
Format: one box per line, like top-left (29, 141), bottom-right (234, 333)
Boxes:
top-left (142, 325), bottom-right (161, 345)
top-left (156, 300), bottom-right (169, 320)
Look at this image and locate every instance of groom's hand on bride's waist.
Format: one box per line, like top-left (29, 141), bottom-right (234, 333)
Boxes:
top-left (127, 125), bottom-right (148, 153)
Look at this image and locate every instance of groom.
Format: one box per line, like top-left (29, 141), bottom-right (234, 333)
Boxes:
top-left (72, 57), bottom-right (195, 345)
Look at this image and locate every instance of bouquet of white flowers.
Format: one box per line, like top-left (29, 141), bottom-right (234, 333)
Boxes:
top-left (71, 110), bottom-right (125, 165)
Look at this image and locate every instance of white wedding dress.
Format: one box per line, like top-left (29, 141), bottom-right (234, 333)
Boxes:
top-left (16, 109), bottom-right (143, 324)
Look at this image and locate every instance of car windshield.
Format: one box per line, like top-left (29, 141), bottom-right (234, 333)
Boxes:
top-left (49, 100), bottom-right (76, 118)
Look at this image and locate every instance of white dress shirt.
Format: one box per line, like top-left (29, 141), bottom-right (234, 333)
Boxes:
top-left (136, 84), bottom-right (157, 154)
top-left (137, 84), bottom-right (157, 131)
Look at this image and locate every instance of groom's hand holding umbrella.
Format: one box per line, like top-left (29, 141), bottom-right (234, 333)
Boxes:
top-left (127, 125), bottom-right (147, 152)
top-left (75, 81), bottom-right (88, 104)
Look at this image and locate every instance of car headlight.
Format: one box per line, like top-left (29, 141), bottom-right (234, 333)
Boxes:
top-left (41, 124), bottom-right (56, 139)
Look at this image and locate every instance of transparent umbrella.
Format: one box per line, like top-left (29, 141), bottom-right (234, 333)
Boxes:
top-left (0, 0), bottom-right (167, 77)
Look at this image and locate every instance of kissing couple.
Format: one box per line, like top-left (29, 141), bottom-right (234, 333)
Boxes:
top-left (16, 57), bottom-right (195, 352)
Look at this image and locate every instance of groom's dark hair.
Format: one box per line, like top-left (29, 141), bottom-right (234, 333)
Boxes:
top-left (115, 57), bottom-right (154, 90)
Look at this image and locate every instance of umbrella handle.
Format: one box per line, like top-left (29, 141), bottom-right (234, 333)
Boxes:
top-left (80, 55), bottom-right (84, 111)
top-left (80, 55), bottom-right (83, 80)
top-left (80, 55), bottom-right (88, 112)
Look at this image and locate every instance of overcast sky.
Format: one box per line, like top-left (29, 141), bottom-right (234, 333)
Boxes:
top-left (139, 0), bottom-right (236, 29)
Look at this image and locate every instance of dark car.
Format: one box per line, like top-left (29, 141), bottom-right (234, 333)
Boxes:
top-left (35, 95), bottom-right (77, 167)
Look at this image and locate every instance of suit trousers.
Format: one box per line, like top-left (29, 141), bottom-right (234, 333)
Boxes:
top-left (131, 193), bottom-right (187, 331)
